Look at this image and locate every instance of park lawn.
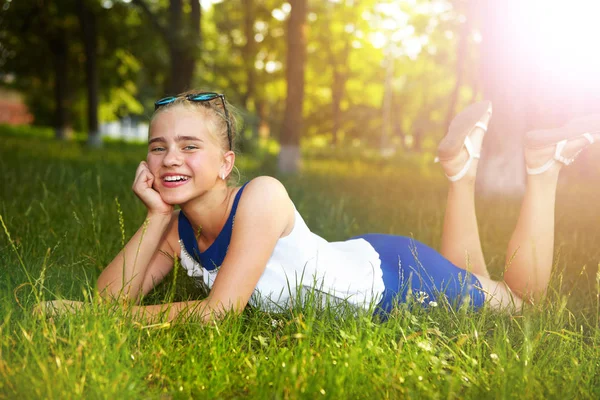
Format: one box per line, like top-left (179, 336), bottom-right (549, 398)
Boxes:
top-left (1, 127), bottom-right (600, 399)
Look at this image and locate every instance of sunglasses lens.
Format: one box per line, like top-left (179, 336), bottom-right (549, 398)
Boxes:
top-left (154, 96), bottom-right (177, 109)
top-left (189, 93), bottom-right (218, 102)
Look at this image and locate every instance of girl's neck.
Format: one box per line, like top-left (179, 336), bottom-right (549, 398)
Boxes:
top-left (179, 184), bottom-right (237, 243)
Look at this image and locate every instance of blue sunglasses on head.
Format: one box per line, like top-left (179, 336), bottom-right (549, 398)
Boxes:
top-left (154, 92), bottom-right (233, 150)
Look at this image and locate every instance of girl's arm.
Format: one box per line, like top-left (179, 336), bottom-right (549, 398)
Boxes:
top-left (97, 161), bottom-right (177, 302)
top-left (43, 176), bottom-right (290, 322)
top-left (36, 212), bottom-right (177, 315)
top-left (97, 211), bottom-right (176, 302)
top-left (127, 176), bottom-right (294, 322)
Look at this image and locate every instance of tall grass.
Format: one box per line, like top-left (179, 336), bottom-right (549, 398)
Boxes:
top-left (1, 127), bottom-right (600, 398)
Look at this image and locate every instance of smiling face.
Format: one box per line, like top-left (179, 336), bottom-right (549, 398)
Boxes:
top-left (147, 105), bottom-right (230, 205)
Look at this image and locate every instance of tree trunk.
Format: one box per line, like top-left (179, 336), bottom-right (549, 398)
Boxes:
top-left (331, 69), bottom-right (343, 146)
top-left (278, 0), bottom-right (307, 174)
top-left (167, 46), bottom-right (196, 94)
top-left (329, 44), bottom-right (350, 147)
top-left (77, 0), bottom-right (101, 148)
top-left (241, 0), bottom-right (256, 111)
top-left (242, 0), bottom-right (262, 140)
top-left (327, 28), bottom-right (349, 147)
top-left (380, 52), bottom-right (394, 154)
top-left (165, 0), bottom-right (200, 94)
top-left (444, 3), bottom-right (471, 129)
top-left (133, 0), bottom-right (200, 95)
top-left (476, 1), bottom-right (530, 196)
top-left (391, 93), bottom-right (407, 150)
top-left (50, 27), bottom-right (70, 141)
top-left (256, 99), bottom-right (270, 140)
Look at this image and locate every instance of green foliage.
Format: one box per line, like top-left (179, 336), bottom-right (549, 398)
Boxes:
top-left (2, 127), bottom-right (600, 398)
top-left (205, 0), bottom-right (471, 147)
top-left (0, 0), bottom-right (147, 128)
top-left (1, 0), bottom-right (475, 149)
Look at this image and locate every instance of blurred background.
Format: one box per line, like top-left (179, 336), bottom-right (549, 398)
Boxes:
top-left (1, 0), bottom-right (599, 194)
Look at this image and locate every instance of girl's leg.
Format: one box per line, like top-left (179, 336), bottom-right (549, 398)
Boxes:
top-left (503, 133), bottom-right (600, 302)
top-left (438, 109), bottom-right (491, 278)
top-left (475, 274), bottom-right (524, 309)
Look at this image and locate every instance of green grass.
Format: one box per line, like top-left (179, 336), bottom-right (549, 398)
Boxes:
top-left (1, 126), bottom-right (600, 399)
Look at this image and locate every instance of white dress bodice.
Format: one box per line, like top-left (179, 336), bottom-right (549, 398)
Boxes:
top-left (180, 207), bottom-right (385, 312)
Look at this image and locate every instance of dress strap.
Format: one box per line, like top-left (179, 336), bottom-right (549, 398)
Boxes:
top-left (229, 182), bottom-right (247, 223)
top-left (178, 210), bottom-right (202, 265)
top-left (178, 182), bottom-right (249, 269)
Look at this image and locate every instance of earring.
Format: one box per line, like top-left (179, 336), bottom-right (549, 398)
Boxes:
top-left (220, 172), bottom-right (225, 180)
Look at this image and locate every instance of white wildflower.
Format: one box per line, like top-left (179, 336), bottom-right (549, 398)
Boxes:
top-left (416, 340), bottom-right (433, 352)
top-left (416, 291), bottom-right (429, 304)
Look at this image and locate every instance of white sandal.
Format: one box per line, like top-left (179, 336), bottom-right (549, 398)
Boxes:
top-left (526, 133), bottom-right (595, 175)
top-left (435, 101), bottom-right (492, 182)
top-left (435, 124), bottom-right (488, 181)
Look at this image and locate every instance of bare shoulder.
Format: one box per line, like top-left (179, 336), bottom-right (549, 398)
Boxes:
top-left (243, 176), bottom-right (290, 201)
top-left (236, 176), bottom-right (295, 236)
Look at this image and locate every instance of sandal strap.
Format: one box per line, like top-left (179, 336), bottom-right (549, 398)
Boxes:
top-left (437, 113), bottom-right (489, 181)
top-left (464, 135), bottom-right (480, 159)
top-left (445, 136), bottom-right (481, 182)
top-left (474, 121), bottom-right (488, 132)
top-left (527, 133), bottom-right (595, 175)
top-left (526, 158), bottom-right (556, 175)
top-left (553, 139), bottom-right (573, 165)
top-left (527, 139), bottom-right (570, 175)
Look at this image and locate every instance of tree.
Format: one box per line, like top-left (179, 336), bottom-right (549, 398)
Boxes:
top-left (131, 0), bottom-right (201, 95)
top-left (209, 0), bottom-right (286, 141)
top-left (0, 0), bottom-right (79, 139)
top-left (278, 0), bottom-right (307, 173)
top-left (444, 0), bottom-right (471, 130)
top-left (241, 0), bottom-right (257, 111)
top-left (315, 0), bottom-right (354, 146)
top-left (1, 0), bottom-right (147, 141)
top-left (76, 0), bottom-right (100, 147)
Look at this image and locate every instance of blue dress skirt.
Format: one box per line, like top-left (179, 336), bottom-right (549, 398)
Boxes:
top-left (353, 234), bottom-right (485, 316)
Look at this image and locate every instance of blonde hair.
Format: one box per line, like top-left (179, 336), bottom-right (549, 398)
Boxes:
top-left (151, 90), bottom-right (239, 153)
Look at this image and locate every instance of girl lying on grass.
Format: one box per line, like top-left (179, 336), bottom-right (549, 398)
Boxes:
top-left (38, 92), bottom-right (600, 322)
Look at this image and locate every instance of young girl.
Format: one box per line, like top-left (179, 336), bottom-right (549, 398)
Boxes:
top-left (42, 92), bottom-right (599, 321)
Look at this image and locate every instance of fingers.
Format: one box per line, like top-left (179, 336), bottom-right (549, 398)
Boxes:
top-left (131, 162), bottom-right (172, 214)
top-left (133, 161), bottom-right (154, 191)
top-left (33, 300), bottom-right (59, 318)
top-left (33, 300), bottom-right (84, 319)
top-left (134, 161), bottom-right (150, 182)
top-left (32, 303), bottom-right (45, 318)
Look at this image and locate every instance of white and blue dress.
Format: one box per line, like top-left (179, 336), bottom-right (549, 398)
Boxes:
top-left (179, 182), bottom-right (485, 316)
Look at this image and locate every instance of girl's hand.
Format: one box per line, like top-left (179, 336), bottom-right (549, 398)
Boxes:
top-left (33, 300), bottom-right (84, 318)
top-left (132, 161), bottom-right (173, 216)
